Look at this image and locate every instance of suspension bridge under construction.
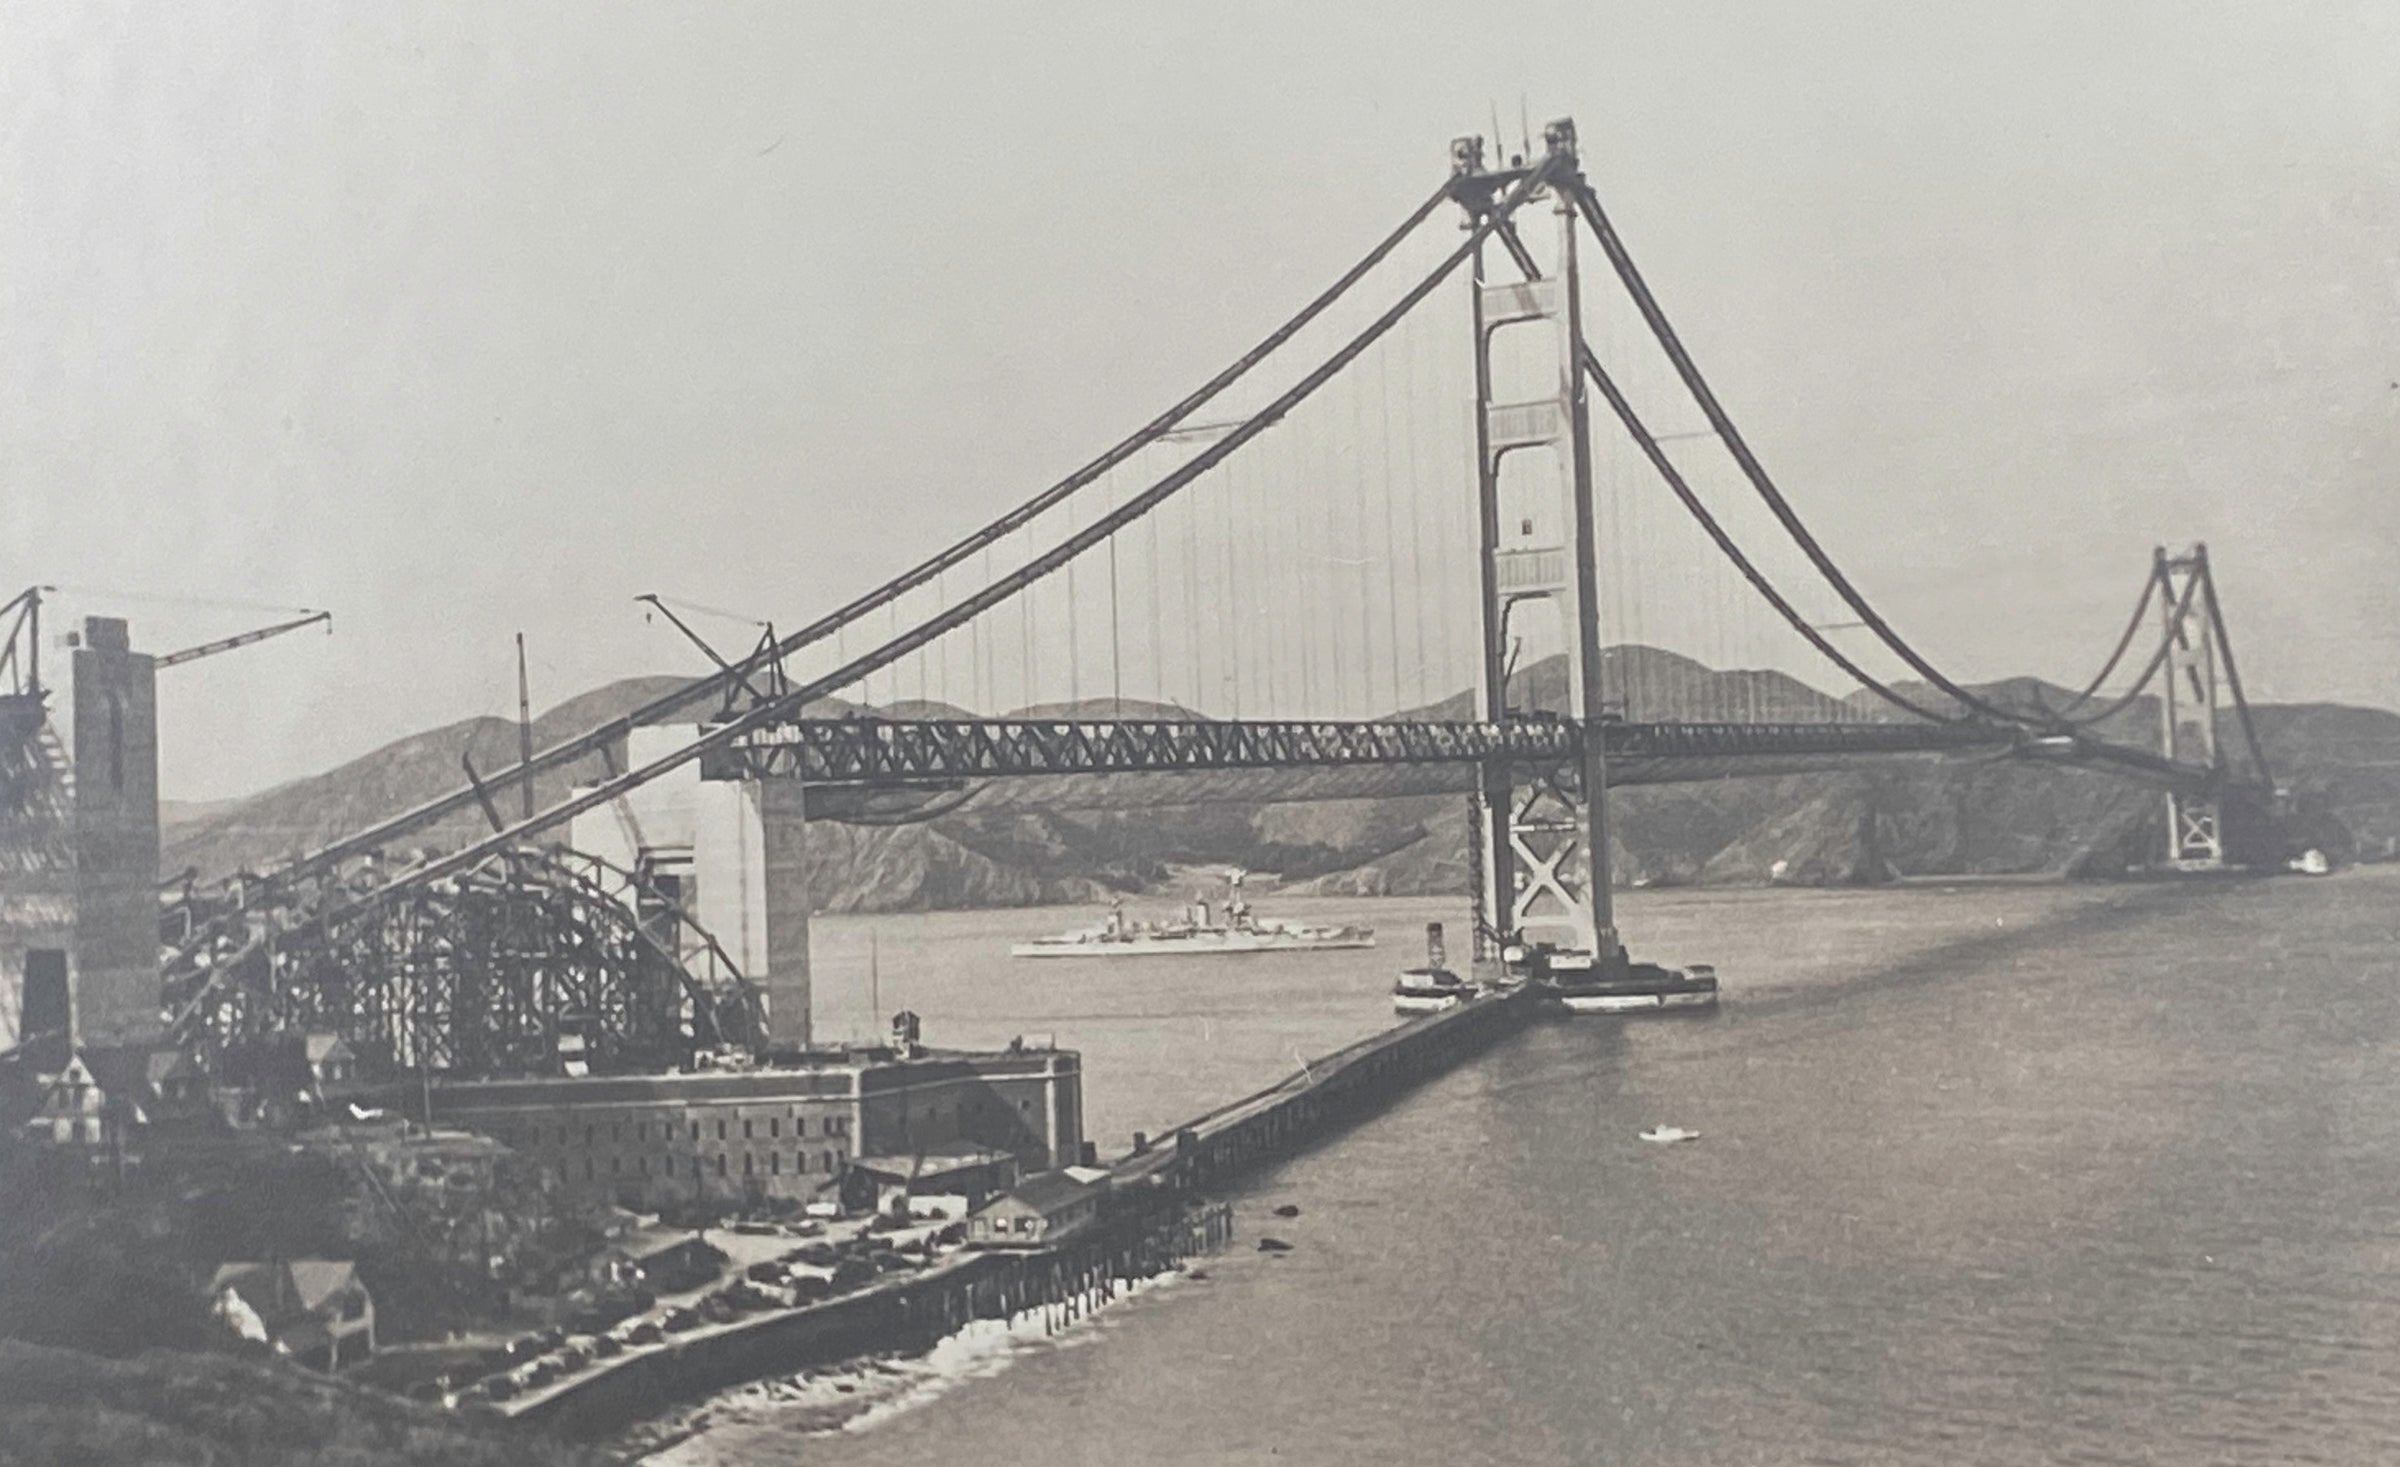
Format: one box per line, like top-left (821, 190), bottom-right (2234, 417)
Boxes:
top-left (2, 118), bottom-right (2279, 1100)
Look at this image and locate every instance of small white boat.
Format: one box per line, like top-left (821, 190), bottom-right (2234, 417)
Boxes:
top-left (1639, 1126), bottom-right (1701, 1144)
top-left (1391, 922), bottom-right (1472, 1015)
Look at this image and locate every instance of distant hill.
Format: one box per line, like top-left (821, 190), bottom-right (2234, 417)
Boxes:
top-left (161, 653), bottom-right (2400, 908)
top-left (161, 675), bottom-right (860, 881)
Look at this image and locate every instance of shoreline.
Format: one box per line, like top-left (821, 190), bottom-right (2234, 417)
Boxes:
top-left (502, 986), bottom-right (1533, 1442)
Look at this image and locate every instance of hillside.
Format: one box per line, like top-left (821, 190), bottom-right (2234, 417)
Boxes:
top-left (159, 676), bottom-right (858, 881)
top-left (0, 1342), bottom-right (607, 1467)
top-left (161, 654), bottom-right (2399, 909)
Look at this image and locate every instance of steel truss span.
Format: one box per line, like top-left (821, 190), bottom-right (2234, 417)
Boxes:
top-left (701, 717), bottom-right (2016, 786)
top-left (161, 847), bottom-right (762, 1083)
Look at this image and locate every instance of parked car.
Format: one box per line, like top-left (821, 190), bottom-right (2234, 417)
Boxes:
top-left (661, 1306), bottom-right (700, 1333)
top-left (787, 1275), bottom-right (833, 1305)
top-left (478, 1375), bottom-right (516, 1403)
top-left (793, 1242), bottom-right (839, 1267)
top-left (626, 1318), bottom-right (665, 1345)
top-left (746, 1261), bottom-right (788, 1283)
top-left (698, 1293), bottom-right (738, 1324)
top-left (730, 1220), bottom-right (779, 1237)
top-left (829, 1258), bottom-right (875, 1292)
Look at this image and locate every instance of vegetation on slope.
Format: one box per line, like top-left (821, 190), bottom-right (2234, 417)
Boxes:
top-left (0, 1341), bottom-right (610, 1467)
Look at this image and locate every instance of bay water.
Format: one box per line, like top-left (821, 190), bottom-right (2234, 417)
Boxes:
top-left (653, 869), bottom-right (2400, 1465)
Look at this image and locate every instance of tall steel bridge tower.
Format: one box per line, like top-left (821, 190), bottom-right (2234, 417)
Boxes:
top-left (1458, 122), bottom-right (1621, 973)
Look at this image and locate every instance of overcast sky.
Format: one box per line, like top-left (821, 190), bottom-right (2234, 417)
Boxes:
top-left (5, 2), bottom-right (2396, 800)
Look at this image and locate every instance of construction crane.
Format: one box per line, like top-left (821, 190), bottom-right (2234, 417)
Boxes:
top-left (153, 609), bottom-right (332, 670)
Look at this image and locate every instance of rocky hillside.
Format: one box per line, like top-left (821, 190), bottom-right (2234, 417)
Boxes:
top-left (161, 653), bottom-right (2398, 909)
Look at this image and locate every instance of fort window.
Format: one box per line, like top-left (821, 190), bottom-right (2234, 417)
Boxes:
top-left (743, 1153), bottom-right (754, 1175)
top-left (716, 1155), bottom-right (727, 1176)
top-left (585, 1125), bottom-right (595, 1146)
top-left (769, 1153), bottom-right (780, 1175)
top-left (743, 1120), bottom-right (753, 1139)
top-left (664, 1155), bottom-right (674, 1177)
top-left (690, 1121), bottom-right (699, 1142)
top-left (769, 1118), bottom-right (780, 1138)
top-left (717, 1120), bottom-right (727, 1141)
top-left (611, 1157), bottom-right (621, 1175)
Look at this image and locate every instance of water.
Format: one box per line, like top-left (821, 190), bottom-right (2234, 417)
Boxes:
top-left (652, 871), bottom-right (2400, 1465)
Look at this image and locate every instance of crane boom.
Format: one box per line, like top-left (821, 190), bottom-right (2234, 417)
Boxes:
top-left (155, 609), bottom-right (331, 669)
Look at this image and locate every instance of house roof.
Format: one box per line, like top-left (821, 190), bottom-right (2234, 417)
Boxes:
top-left (988, 1169), bottom-right (1100, 1215)
top-left (848, 1144), bottom-right (1017, 1184)
top-left (209, 1260), bottom-right (363, 1325)
top-left (80, 1047), bottom-right (156, 1103)
top-left (614, 1226), bottom-right (713, 1264)
top-left (144, 1048), bottom-right (204, 1086)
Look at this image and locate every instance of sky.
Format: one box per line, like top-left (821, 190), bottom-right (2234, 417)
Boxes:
top-left (4, 1), bottom-right (2396, 800)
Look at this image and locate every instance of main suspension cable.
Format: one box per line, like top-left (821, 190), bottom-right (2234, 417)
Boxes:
top-left (2198, 555), bottom-right (2275, 787)
top-left (233, 182), bottom-right (1457, 891)
top-left (346, 158), bottom-right (1567, 910)
top-left (2053, 570), bottom-right (2163, 718)
top-left (1488, 218), bottom-right (1962, 725)
top-left (2062, 568), bottom-right (2204, 728)
top-left (1564, 176), bottom-right (2040, 727)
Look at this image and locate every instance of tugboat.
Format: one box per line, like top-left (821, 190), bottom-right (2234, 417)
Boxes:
top-left (1520, 944), bottom-right (1719, 1013)
top-left (1010, 872), bottom-right (1374, 959)
top-left (1391, 923), bottom-right (1474, 1015)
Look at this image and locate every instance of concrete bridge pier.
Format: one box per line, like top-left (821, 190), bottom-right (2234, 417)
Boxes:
top-left (570, 724), bottom-right (811, 1049)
